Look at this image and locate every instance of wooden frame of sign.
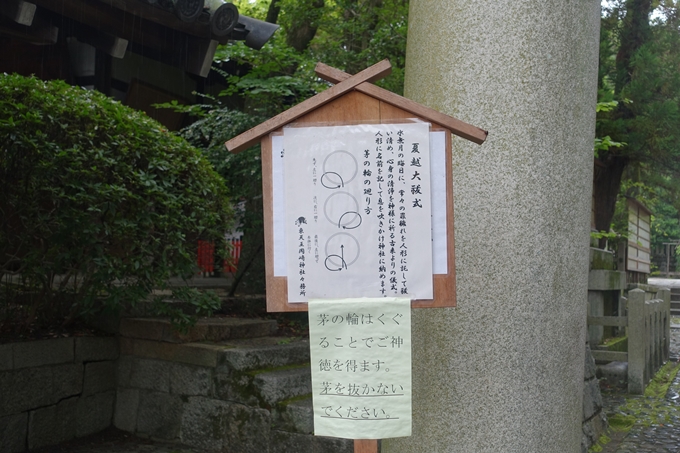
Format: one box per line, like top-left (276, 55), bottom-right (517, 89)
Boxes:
top-left (226, 60), bottom-right (486, 453)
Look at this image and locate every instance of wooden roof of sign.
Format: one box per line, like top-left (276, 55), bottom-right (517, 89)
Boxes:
top-left (226, 60), bottom-right (488, 153)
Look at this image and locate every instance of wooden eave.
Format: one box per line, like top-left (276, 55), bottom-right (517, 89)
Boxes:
top-left (0, 0), bottom-right (229, 76)
top-left (28, 0), bottom-right (230, 43)
top-left (0, 13), bottom-right (57, 45)
top-left (225, 60), bottom-right (488, 153)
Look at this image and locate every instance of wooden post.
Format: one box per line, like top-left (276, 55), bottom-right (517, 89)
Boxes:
top-left (354, 439), bottom-right (379, 453)
top-left (94, 49), bottom-right (112, 97)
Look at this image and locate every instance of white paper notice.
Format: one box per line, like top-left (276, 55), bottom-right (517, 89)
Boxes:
top-left (308, 297), bottom-right (412, 439)
top-left (283, 123), bottom-right (433, 302)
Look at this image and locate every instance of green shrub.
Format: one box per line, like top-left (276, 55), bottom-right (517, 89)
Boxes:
top-left (0, 74), bottom-right (233, 330)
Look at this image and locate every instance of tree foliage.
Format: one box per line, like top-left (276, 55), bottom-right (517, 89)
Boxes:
top-left (221, 0), bottom-right (408, 96)
top-left (595, 1), bottom-right (680, 253)
top-left (0, 75), bottom-right (232, 330)
top-left (177, 0), bottom-right (409, 294)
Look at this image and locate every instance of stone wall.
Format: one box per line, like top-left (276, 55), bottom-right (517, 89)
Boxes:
top-left (0, 317), bottom-right (355, 453)
top-left (115, 318), bottom-right (353, 453)
top-left (0, 337), bottom-right (119, 453)
top-left (582, 343), bottom-right (607, 453)
top-left (581, 248), bottom-right (623, 452)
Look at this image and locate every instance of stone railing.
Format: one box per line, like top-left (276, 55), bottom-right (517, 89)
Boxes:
top-left (589, 288), bottom-right (671, 394)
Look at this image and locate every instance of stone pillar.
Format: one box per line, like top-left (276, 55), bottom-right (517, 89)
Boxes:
top-left (383, 2), bottom-right (600, 452)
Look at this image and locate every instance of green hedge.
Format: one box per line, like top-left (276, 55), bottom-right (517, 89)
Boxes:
top-left (0, 74), bottom-right (232, 328)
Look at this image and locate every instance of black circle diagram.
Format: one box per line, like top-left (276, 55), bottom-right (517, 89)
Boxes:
top-left (323, 192), bottom-right (362, 229)
top-left (324, 233), bottom-right (360, 271)
top-left (321, 150), bottom-right (358, 189)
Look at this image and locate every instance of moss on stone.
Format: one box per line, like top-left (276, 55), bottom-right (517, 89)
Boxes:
top-left (590, 249), bottom-right (616, 271)
top-left (602, 361), bottom-right (680, 440)
top-left (644, 361), bottom-right (680, 398)
top-left (608, 414), bottom-right (636, 431)
top-left (600, 336), bottom-right (628, 352)
top-left (248, 363), bottom-right (310, 376)
top-left (588, 434), bottom-right (610, 453)
top-left (276, 393), bottom-right (312, 408)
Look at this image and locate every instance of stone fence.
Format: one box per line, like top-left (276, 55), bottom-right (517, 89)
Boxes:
top-left (0, 337), bottom-right (119, 452)
top-left (589, 288), bottom-right (671, 394)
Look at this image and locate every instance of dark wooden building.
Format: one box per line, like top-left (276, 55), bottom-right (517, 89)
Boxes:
top-left (0, 0), bottom-right (276, 129)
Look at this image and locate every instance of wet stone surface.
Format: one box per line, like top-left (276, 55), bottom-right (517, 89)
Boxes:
top-left (600, 326), bottom-right (680, 453)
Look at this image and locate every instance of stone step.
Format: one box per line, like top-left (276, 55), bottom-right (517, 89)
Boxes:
top-left (213, 362), bottom-right (312, 408)
top-left (217, 337), bottom-right (310, 373)
top-left (215, 337), bottom-right (312, 409)
top-left (119, 317), bottom-right (278, 343)
top-left (212, 338), bottom-right (312, 408)
top-left (253, 366), bottom-right (312, 407)
top-left (119, 336), bottom-right (309, 370)
top-left (273, 395), bottom-right (314, 434)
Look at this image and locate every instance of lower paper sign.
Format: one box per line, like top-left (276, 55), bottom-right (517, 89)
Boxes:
top-left (308, 297), bottom-right (412, 439)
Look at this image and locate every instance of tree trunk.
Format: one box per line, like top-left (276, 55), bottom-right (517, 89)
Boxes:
top-left (265, 0), bottom-right (280, 24)
top-left (592, 0), bottom-right (651, 234)
top-left (593, 155), bottom-right (628, 245)
top-left (285, 0), bottom-right (324, 52)
top-left (615, 0), bottom-right (652, 94)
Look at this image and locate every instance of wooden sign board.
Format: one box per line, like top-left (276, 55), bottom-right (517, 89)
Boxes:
top-left (227, 61), bottom-right (486, 313)
top-left (262, 99), bottom-right (456, 312)
top-left (226, 60), bottom-right (486, 453)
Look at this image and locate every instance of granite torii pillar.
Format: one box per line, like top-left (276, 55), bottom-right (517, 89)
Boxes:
top-left (383, 1), bottom-right (600, 452)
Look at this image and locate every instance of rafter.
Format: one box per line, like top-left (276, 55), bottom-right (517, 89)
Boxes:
top-left (0, 1), bottom-right (36, 27)
top-left (29, 0), bottom-right (217, 76)
top-left (0, 13), bottom-right (57, 45)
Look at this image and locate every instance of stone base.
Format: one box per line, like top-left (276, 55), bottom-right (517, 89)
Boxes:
top-left (0, 337), bottom-right (119, 453)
